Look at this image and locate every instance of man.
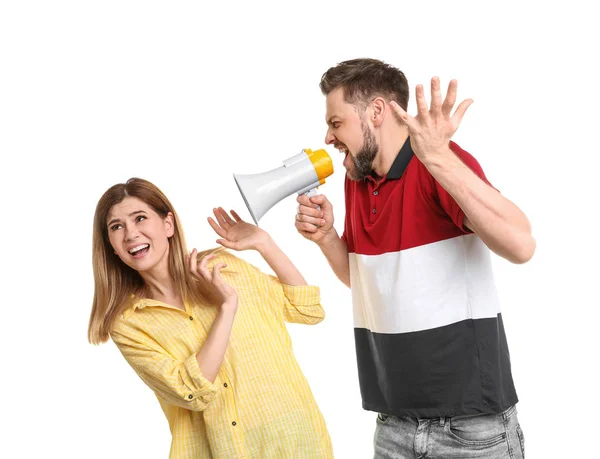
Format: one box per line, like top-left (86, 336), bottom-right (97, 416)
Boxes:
top-left (295, 58), bottom-right (532, 458)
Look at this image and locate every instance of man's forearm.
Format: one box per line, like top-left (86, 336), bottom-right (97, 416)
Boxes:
top-left (425, 150), bottom-right (535, 264)
top-left (317, 230), bottom-right (351, 288)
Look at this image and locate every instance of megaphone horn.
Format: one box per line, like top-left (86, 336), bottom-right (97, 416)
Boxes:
top-left (233, 148), bottom-right (334, 225)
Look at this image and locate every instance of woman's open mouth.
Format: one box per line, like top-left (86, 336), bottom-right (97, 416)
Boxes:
top-left (128, 244), bottom-right (150, 258)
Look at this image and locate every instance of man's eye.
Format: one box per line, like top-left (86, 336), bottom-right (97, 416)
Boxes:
top-left (333, 123), bottom-right (341, 128)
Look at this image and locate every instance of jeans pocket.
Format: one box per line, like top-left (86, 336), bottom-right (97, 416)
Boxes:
top-left (447, 414), bottom-right (507, 447)
top-left (516, 424), bottom-right (525, 455)
top-left (376, 413), bottom-right (391, 425)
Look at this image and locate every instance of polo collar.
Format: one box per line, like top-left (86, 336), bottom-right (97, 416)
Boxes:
top-left (385, 136), bottom-right (414, 180)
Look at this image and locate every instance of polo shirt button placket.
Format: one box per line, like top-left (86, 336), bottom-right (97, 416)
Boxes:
top-left (370, 184), bottom-right (380, 222)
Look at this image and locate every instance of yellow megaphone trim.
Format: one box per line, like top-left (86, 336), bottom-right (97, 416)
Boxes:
top-left (304, 148), bottom-right (334, 185)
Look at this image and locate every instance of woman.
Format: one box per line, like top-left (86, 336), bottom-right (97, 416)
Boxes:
top-left (88, 178), bottom-right (333, 458)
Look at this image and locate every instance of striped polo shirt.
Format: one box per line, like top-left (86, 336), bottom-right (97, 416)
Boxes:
top-left (341, 137), bottom-right (518, 418)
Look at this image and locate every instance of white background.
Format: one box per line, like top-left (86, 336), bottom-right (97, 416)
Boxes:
top-left (1, 1), bottom-right (598, 458)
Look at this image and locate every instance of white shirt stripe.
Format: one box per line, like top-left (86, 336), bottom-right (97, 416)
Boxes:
top-left (350, 234), bottom-right (501, 334)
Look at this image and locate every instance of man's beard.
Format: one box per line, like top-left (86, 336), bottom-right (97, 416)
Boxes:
top-left (347, 119), bottom-right (379, 181)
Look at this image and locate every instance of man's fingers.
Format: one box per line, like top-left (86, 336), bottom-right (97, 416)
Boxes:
top-left (389, 101), bottom-right (420, 133)
top-left (415, 84), bottom-right (430, 119)
top-left (298, 204), bottom-right (323, 218)
top-left (430, 77), bottom-right (443, 114)
top-left (389, 100), bottom-right (409, 121)
top-left (295, 220), bottom-right (319, 233)
top-left (442, 79), bottom-right (458, 117)
top-left (296, 212), bottom-right (325, 227)
top-left (297, 194), bottom-right (320, 209)
top-left (310, 194), bottom-right (329, 207)
top-left (451, 98), bottom-right (474, 129)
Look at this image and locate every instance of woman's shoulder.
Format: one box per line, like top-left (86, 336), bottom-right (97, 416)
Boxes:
top-left (111, 296), bottom-right (151, 332)
top-left (205, 247), bottom-right (253, 272)
top-left (110, 297), bottom-right (172, 348)
top-left (201, 247), bottom-right (269, 287)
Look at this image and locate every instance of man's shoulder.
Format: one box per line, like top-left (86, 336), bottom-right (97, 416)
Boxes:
top-left (449, 141), bottom-right (480, 164)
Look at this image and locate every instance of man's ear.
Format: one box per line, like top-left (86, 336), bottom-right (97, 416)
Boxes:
top-left (371, 97), bottom-right (386, 127)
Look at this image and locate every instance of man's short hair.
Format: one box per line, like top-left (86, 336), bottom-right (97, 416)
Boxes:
top-left (320, 58), bottom-right (409, 111)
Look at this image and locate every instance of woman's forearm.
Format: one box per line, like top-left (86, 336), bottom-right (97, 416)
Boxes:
top-left (195, 303), bottom-right (237, 382)
top-left (256, 237), bottom-right (307, 286)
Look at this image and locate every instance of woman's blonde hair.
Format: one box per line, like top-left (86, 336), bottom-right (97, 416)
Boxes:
top-left (88, 178), bottom-right (219, 344)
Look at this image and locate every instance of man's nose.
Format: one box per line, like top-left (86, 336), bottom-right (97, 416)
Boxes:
top-left (325, 129), bottom-right (336, 145)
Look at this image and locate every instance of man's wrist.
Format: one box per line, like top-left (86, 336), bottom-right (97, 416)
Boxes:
top-left (421, 146), bottom-right (461, 171)
top-left (316, 229), bottom-right (339, 250)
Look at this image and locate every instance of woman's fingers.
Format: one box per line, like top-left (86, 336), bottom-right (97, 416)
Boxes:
top-left (197, 253), bottom-right (216, 280)
top-left (218, 207), bottom-right (237, 226)
top-left (188, 248), bottom-right (198, 276)
top-left (211, 262), bottom-right (227, 285)
top-left (213, 208), bottom-right (229, 227)
top-left (208, 217), bottom-right (228, 238)
top-left (230, 209), bottom-right (244, 223)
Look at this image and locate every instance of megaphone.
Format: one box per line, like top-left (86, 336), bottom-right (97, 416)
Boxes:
top-left (233, 148), bottom-right (334, 225)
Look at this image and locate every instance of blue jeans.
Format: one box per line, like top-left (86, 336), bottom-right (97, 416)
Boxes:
top-left (374, 405), bottom-right (525, 458)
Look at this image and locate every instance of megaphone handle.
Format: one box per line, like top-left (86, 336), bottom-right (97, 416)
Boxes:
top-left (302, 188), bottom-right (321, 210)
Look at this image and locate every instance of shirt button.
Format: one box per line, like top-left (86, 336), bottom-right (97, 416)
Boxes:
top-left (224, 383), bottom-right (228, 388)
top-left (188, 394), bottom-right (193, 399)
top-left (189, 316), bottom-right (194, 320)
top-left (373, 190), bottom-right (379, 196)
top-left (372, 208), bottom-right (376, 214)
top-left (232, 421), bottom-right (237, 426)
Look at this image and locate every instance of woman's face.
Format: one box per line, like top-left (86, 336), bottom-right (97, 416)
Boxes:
top-left (106, 196), bottom-right (174, 274)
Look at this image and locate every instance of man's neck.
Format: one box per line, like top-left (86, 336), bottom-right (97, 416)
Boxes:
top-left (372, 126), bottom-right (409, 177)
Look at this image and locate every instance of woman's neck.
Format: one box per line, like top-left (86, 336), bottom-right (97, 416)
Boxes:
top-left (140, 268), bottom-right (185, 310)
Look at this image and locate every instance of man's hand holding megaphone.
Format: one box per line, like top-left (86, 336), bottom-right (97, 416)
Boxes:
top-left (295, 194), bottom-right (351, 287)
top-left (233, 149), bottom-right (334, 226)
top-left (295, 194), bottom-right (335, 244)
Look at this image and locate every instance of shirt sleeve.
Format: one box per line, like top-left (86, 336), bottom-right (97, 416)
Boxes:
top-left (213, 249), bottom-right (326, 325)
top-left (340, 175), bottom-right (352, 246)
top-left (264, 275), bottom-right (325, 325)
top-left (110, 322), bottom-right (221, 411)
top-left (420, 141), bottom-right (496, 233)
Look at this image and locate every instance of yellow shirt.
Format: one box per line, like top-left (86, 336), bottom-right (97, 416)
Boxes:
top-left (110, 250), bottom-right (333, 458)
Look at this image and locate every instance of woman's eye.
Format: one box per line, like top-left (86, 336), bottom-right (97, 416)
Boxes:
top-left (110, 224), bottom-right (122, 231)
top-left (136, 215), bottom-right (146, 222)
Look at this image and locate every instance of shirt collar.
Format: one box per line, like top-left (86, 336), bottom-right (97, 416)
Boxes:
top-left (132, 298), bottom-right (165, 311)
top-left (384, 136), bottom-right (414, 180)
top-left (123, 297), bottom-right (184, 319)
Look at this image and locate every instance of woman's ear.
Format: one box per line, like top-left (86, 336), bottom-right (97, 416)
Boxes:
top-left (165, 212), bottom-right (175, 238)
